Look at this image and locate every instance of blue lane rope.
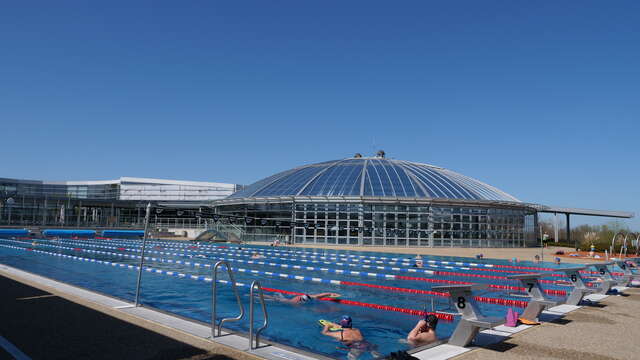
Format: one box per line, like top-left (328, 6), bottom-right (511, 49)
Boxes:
top-left (54, 237), bottom-right (507, 269)
top-left (50, 238), bottom-right (511, 272)
top-left (40, 238), bottom-right (518, 278)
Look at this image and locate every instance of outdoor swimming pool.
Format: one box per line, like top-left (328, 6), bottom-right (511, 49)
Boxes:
top-left (0, 237), bottom-right (615, 359)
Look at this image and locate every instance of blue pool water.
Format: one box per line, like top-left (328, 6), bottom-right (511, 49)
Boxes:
top-left (0, 237), bottom-right (605, 359)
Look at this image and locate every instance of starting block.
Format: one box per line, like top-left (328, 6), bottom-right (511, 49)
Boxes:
top-left (558, 266), bottom-right (597, 305)
top-left (585, 261), bottom-right (617, 294)
top-left (506, 273), bottom-right (559, 321)
top-left (612, 260), bottom-right (635, 286)
top-left (432, 284), bottom-right (504, 347)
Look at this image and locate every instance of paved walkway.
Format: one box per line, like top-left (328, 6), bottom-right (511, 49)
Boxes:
top-left (454, 288), bottom-right (640, 360)
top-left (0, 275), bottom-right (232, 360)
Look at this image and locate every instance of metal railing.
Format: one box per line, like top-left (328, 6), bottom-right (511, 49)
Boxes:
top-left (248, 281), bottom-right (269, 350)
top-left (623, 232), bottom-right (638, 257)
top-left (212, 223), bottom-right (245, 242)
top-left (211, 261), bottom-right (245, 338)
top-left (154, 217), bottom-right (206, 229)
top-left (134, 203), bottom-right (152, 306)
top-left (610, 232), bottom-right (626, 257)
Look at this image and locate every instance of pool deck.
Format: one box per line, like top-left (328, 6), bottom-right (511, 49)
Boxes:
top-left (453, 287), bottom-right (640, 360)
top-left (0, 271), bottom-right (217, 360)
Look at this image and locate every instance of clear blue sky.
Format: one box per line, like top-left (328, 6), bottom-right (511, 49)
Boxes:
top-left (2, 1), bottom-right (638, 229)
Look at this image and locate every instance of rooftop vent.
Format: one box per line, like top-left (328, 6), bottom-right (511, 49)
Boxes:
top-left (376, 150), bottom-right (386, 158)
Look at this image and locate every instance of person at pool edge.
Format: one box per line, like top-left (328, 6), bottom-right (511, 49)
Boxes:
top-left (407, 314), bottom-right (438, 347)
top-left (263, 292), bottom-right (340, 304)
top-left (321, 315), bottom-right (382, 359)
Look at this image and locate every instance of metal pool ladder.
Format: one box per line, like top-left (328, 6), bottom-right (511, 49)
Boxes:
top-left (212, 261), bottom-right (245, 338)
top-left (249, 280), bottom-right (269, 349)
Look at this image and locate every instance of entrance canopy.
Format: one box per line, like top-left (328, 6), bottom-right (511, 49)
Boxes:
top-left (536, 206), bottom-right (634, 219)
top-left (534, 205), bottom-right (634, 248)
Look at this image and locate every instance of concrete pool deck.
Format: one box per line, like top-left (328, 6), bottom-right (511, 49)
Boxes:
top-left (0, 272), bottom-right (221, 360)
top-left (258, 243), bottom-right (609, 265)
top-left (453, 287), bottom-right (640, 360)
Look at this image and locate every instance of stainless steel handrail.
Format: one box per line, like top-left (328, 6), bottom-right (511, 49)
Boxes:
top-left (249, 280), bottom-right (269, 349)
top-left (134, 202), bottom-right (152, 306)
top-left (212, 261), bottom-right (245, 337)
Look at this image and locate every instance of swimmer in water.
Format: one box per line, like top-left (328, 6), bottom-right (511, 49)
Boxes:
top-left (321, 315), bottom-right (382, 360)
top-left (407, 314), bottom-right (438, 347)
top-left (251, 252), bottom-right (265, 259)
top-left (264, 292), bottom-right (340, 305)
top-left (411, 255), bottom-right (423, 268)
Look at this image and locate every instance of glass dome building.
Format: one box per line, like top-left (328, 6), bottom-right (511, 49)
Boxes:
top-left (214, 154), bottom-right (538, 247)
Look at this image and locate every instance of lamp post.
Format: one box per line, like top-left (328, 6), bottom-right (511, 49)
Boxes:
top-left (539, 224), bottom-right (547, 262)
top-left (6, 197), bottom-right (15, 225)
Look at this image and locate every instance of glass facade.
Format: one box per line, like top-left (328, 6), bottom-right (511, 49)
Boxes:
top-left (217, 156), bottom-right (538, 247)
top-left (216, 201), bottom-right (537, 247)
top-left (230, 157), bottom-right (520, 202)
top-left (0, 177), bottom-right (238, 228)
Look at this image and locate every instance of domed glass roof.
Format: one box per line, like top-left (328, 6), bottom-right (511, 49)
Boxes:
top-left (229, 157), bottom-right (519, 202)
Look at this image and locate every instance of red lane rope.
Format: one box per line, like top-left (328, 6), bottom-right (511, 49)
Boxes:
top-left (583, 270), bottom-right (625, 276)
top-left (340, 280), bottom-right (448, 296)
top-left (397, 275), bottom-right (566, 295)
top-left (433, 269), bottom-right (577, 288)
top-left (434, 270), bottom-right (509, 280)
top-left (469, 267), bottom-right (532, 274)
top-left (260, 287), bottom-right (455, 322)
top-left (396, 275), bottom-right (469, 284)
top-left (486, 284), bottom-right (566, 296)
top-left (488, 264), bottom-right (624, 277)
top-left (491, 264), bottom-right (556, 271)
top-left (474, 296), bottom-right (528, 308)
top-left (338, 281), bottom-right (534, 307)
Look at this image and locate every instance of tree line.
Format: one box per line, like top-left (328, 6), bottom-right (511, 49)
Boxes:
top-left (539, 220), bottom-right (637, 252)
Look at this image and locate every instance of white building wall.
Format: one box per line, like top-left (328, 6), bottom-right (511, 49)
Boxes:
top-left (118, 177), bottom-right (238, 201)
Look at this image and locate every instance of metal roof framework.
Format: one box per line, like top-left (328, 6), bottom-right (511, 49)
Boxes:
top-left (204, 195), bottom-right (535, 212)
top-left (534, 205), bottom-right (634, 219)
top-left (228, 157), bottom-right (520, 203)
